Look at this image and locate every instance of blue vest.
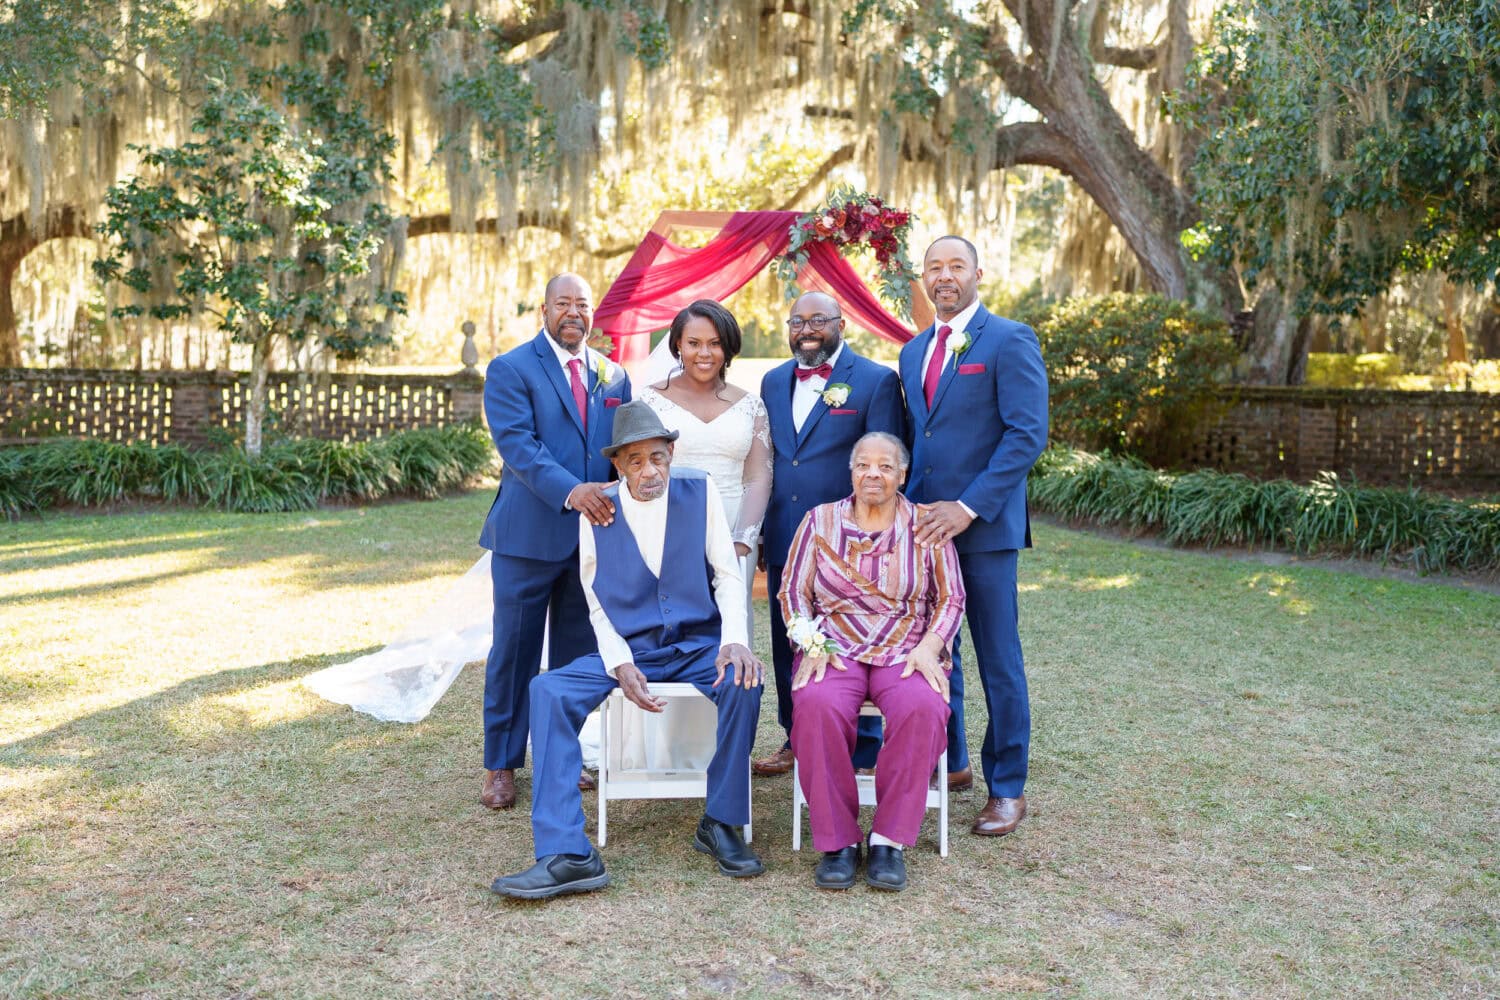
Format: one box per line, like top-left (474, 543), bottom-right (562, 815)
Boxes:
top-left (592, 471), bottom-right (721, 660)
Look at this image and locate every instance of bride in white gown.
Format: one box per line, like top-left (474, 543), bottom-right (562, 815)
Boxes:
top-left (303, 301), bottom-right (771, 773)
top-left (622, 299), bottom-right (771, 768)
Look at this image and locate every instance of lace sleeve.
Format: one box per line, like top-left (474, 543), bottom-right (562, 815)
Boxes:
top-left (732, 397), bottom-right (774, 546)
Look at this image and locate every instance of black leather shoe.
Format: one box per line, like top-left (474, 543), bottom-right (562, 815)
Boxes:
top-left (813, 844), bottom-right (861, 890)
top-left (865, 844), bottom-right (907, 892)
top-left (693, 815), bottom-right (765, 878)
top-left (491, 848), bottom-right (610, 900)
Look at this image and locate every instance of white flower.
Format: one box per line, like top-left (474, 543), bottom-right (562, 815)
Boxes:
top-left (820, 383), bottom-right (852, 407)
top-left (945, 331), bottom-right (971, 355)
top-left (594, 356), bottom-right (616, 386)
top-left (786, 614), bottom-right (835, 655)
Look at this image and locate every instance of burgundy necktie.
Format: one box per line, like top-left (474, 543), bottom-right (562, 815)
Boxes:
top-left (567, 358), bottom-right (587, 430)
top-left (923, 325), bottom-right (953, 407)
top-left (795, 363), bottom-right (833, 381)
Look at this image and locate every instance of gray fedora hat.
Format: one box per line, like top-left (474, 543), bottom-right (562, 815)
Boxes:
top-left (601, 399), bottom-right (679, 458)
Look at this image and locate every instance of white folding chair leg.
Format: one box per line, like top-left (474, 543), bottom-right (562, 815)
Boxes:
top-left (597, 696), bottom-right (609, 847)
top-left (937, 747), bottom-right (948, 858)
top-left (744, 758), bottom-right (753, 844)
top-left (791, 758), bottom-right (803, 851)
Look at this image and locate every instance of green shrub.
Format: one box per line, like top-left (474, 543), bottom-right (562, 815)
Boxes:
top-left (1028, 446), bottom-right (1500, 575)
top-left (0, 423), bottom-right (494, 520)
top-left (1037, 293), bottom-right (1238, 455)
top-left (1304, 352), bottom-right (1405, 388)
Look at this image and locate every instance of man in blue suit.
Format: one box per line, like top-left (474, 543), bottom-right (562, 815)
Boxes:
top-left (900, 236), bottom-right (1048, 836)
top-left (752, 290), bottom-right (924, 779)
top-left (478, 273), bottom-right (631, 810)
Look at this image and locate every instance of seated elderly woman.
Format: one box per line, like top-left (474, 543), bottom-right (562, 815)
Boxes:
top-left (779, 431), bottom-right (966, 892)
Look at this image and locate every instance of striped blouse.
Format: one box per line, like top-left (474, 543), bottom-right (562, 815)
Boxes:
top-left (779, 494), bottom-right (966, 667)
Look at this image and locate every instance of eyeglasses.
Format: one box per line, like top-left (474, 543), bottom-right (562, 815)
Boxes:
top-left (786, 314), bottom-right (841, 333)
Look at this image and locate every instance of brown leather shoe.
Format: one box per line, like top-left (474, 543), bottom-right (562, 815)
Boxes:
top-left (752, 746), bottom-right (795, 776)
top-left (946, 767), bottom-right (973, 792)
top-left (971, 795), bottom-right (1026, 836)
top-left (481, 768), bottom-right (516, 810)
top-left (578, 769), bottom-right (597, 792)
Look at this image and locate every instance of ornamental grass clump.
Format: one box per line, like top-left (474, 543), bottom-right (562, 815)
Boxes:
top-left (0, 423), bottom-right (495, 518)
top-left (1029, 447), bottom-right (1500, 575)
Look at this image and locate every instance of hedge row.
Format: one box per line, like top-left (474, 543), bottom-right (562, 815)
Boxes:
top-left (1028, 447), bottom-right (1500, 576)
top-left (0, 424), bottom-right (495, 518)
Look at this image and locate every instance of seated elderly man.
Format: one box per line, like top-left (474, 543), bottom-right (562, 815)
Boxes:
top-left (780, 432), bottom-right (966, 892)
top-left (491, 401), bottom-right (767, 900)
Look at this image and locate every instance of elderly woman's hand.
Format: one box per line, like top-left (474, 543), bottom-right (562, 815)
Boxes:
top-left (791, 651), bottom-right (845, 690)
top-left (901, 634), bottom-right (950, 699)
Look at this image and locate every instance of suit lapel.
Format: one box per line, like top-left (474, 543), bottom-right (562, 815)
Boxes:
top-left (928, 307), bottom-right (990, 416)
top-left (534, 333), bottom-right (585, 437)
top-left (795, 348), bottom-right (856, 448)
top-left (904, 326), bottom-right (935, 422)
top-left (765, 364), bottom-right (799, 459)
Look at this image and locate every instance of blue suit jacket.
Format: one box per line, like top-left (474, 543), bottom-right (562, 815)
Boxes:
top-left (478, 332), bottom-right (632, 561)
top-left (900, 305), bottom-right (1048, 553)
top-left (760, 347), bottom-right (907, 568)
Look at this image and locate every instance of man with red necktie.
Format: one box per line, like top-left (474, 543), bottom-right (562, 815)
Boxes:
top-left (898, 236), bottom-right (1049, 837)
top-left (477, 273), bottom-right (632, 810)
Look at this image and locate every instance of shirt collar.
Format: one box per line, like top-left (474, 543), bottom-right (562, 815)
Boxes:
top-left (936, 299), bottom-right (981, 339)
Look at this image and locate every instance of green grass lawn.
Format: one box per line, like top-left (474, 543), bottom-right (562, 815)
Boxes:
top-left (2, 491), bottom-right (1496, 998)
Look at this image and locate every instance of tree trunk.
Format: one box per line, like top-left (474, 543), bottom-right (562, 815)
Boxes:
top-left (1243, 285), bottom-right (1308, 384)
top-left (985, 1), bottom-right (1198, 300)
top-left (246, 336), bottom-right (270, 457)
top-left (1442, 281), bottom-right (1468, 366)
top-left (0, 209), bottom-right (92, 367)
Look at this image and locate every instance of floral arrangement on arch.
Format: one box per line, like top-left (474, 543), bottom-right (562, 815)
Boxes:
top-left (774, 186), bottom-right (919, 320)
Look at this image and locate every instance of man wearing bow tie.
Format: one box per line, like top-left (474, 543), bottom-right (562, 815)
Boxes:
top-left (752, 291), bottom-right (906, 778)
top-left (899, 236), bottom-right (1048, 837)
top-left (477, 273), bottom-right (632, 811)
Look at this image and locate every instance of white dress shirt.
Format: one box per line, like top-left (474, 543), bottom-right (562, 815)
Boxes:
top-left (919, 299), bottom-right (982, 519)
top-left (791, 341), bottom-right (846, 432)
top-left (578, 475), bottom-right (749, 675)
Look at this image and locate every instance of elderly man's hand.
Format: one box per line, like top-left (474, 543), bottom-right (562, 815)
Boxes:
top-left (791, 651), bottom-right (846, 690)
top-left (901, 636), bottom-right (950, 699)
top-left (714, 643), bottom-right (764, 689)
top-left (567, 482), bottom-right (616, 526)
top-left (615, 662), bottom-right (666, 712)
top-left (914, 500), bottom-right (973, 547)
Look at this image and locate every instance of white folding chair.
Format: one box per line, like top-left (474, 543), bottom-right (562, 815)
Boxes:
top-left (596, 682), bottom-right (752, 846)
top-left (792, 700), bottom-right (948, 856)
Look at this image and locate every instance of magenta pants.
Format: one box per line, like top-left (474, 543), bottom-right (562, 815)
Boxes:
top-left (790, 655), bottom-right (950, 851)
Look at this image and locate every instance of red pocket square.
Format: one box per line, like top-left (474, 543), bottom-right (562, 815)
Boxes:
top-left (604, 397), bottom-right (623, 408)
top-left (830, 408), bottom-right (859, 415)
top-left (958, 363), bottom-right (987, 375)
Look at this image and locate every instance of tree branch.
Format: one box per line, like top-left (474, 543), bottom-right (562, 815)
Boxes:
top-left (774, 143), bottom-right (857, 209)
top-left (1093, 44), bottom-right (1158, 70)
top-left (492, 10), bottom-right (566, 51)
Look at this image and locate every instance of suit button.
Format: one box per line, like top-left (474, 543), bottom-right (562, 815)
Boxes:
top-left (925, 467), bottom-right (932, 474)
top-left (791, 495), bottom-right (799, 502)
top-left (791, 460), bottom-right (799, 467)
top-left (924, 430), bottom-right (932, 438)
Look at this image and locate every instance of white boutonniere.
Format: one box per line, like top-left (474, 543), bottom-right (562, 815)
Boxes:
top-left (787, 614), bottom-right (837, 656)
top-left (593, 356), bottom-right (617, 390)
top-left (946, 331), bottom-right (971, 355)
top-left (820, 383), bottom-right (852, 407)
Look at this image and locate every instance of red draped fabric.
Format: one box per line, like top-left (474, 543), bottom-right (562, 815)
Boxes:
top-left (594, 210), bottom-right (916, 362)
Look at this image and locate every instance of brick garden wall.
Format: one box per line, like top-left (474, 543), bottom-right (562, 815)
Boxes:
top-left (0, 368), bottom-right (485, 447)
top-left (1157, 387), bottom-right (1500, 487)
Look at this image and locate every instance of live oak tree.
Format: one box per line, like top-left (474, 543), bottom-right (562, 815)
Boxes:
top-left (1177, 0), bottom-right (1500, 382)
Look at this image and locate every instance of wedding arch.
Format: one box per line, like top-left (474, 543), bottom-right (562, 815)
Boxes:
top-left (592, 200), bottom-right (936, 364)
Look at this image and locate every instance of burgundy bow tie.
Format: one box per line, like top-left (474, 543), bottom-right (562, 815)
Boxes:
top-left (795, 363), bottom-right (833, 381)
